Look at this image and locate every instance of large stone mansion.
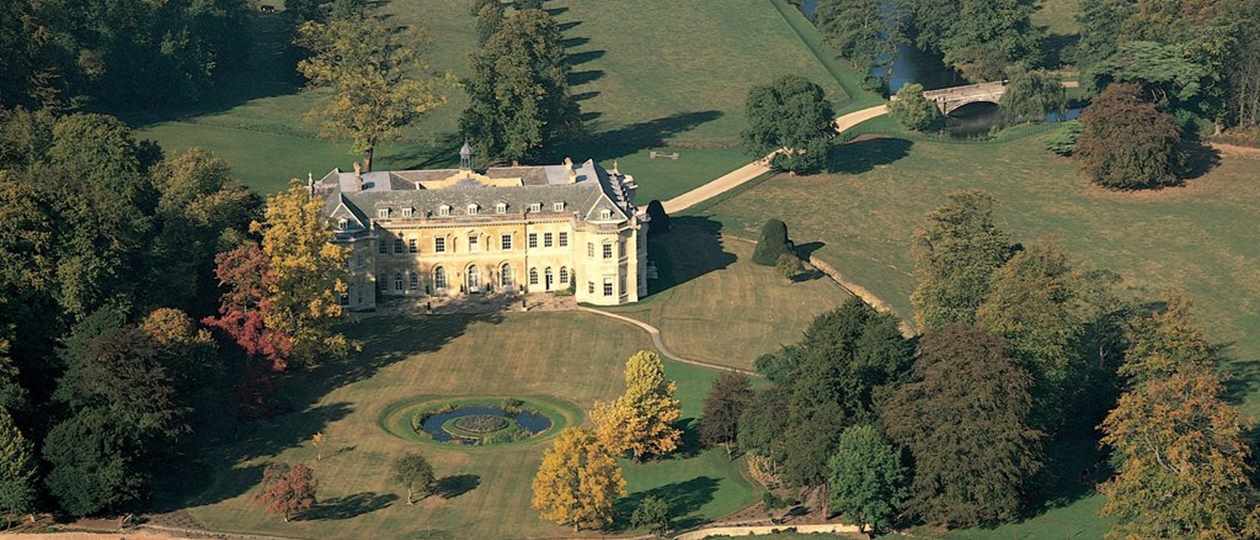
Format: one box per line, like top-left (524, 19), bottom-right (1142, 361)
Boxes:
top-left (314, 147), bottom-right (649, 310)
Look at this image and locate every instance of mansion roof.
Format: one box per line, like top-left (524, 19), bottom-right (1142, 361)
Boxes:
top-left (315, 159), bottom-right (639, 232)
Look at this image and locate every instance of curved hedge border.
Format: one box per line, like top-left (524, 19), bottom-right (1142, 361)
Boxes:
top-left (376, 395), bottom-right (583, 451)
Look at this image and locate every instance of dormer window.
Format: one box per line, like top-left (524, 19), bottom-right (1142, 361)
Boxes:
top-left (553, 202), bottom-right (565, 212)
top-left (337, 218), bottom-right (348, 230)
top-left (438, 205), bottom-right (450, 217)
top-left (600, 208), bottom-right (612, 220)
top-left (529, 203), bottom-right (542, 213)
top-left (496, 202), bottom-right (507, 214)
top-left (378, 208), bottom-right (389, 219)
top-left (402, 207), bottom-right (414, 218)
top-left (467, 204), bottom-right (479, 215)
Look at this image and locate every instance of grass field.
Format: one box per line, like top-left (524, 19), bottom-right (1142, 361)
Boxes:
top-left (696, 127), bottom-right (1260, 538)
top-left (133, 0), bottom-right (853, 202)
top-left (168, 312), bottom-right (759, 539)
top-left (603, 218), bottom-right (853, 370)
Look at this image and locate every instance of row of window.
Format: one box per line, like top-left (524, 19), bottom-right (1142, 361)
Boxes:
top-left (377, 201), bottom-right (568, 220)
top-left (377, 231), bottom-right (592, 255)
top-left (383, 264), bottom-right (583, 292)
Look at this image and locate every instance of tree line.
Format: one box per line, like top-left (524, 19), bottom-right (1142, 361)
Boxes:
top-left (686, 192), bottom-right (1260, 538)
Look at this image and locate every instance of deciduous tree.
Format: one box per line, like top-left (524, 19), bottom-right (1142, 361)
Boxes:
top-left (256, 463), bottom-right (317, 522)
top-left (881, 325), bottom-right (1043, 527)
top-left (461, 9), bottom-right (579, 163)
top-left (43, 407), bottom-right (147, 516)
top-left (1121, 293), bottom-right (1218, 384)
top-left (816, 0), bottom-right (900, 85)
top-left (699, 372), bottom-right (752, 458)
top-left (1076, 83), bottom-right (1182, 189)
top-left (941, 0), bottom-right (1042, 82)
top-left (295, 16), bottom-right (447, 171)
top-left (531, 427), bottom-right (626, 531)
top-left (391, 453), bottom-right (436, 504)
top-left (1100, 369), bottom-right (1257, 539)
top-left (253, 182), bottom-right (354, 366)
top-left (911, 191), bottom-right (1015, 330)
top-left (592, 351), bottom-right (682, 460)
top-left (630, 495), bottom-right (672, 537)
top-left (1000, 67), bottom-right (1066, 122)
top-left (827, 424), bottom-right (907, 538)
top-left (888, 84), bottom-right (942, 132)
top-left (741, 75), bottom-right (836, 174)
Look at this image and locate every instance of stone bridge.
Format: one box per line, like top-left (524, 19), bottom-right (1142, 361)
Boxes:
top-left (895, 80), bottom-right (1080, 114)
top-left (921, 81), bottom-right (1010, 114)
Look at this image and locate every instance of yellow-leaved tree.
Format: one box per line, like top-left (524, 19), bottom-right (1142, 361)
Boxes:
top-left (253, 181), bottom-right (353, 365)
top-left (531, 427), bottom-right (626, 531)
top-left (295, 15), bottom-right (448, 171)
top-left (592, 350), bottom-right (682, 461)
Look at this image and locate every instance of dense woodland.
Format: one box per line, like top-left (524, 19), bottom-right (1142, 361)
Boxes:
top-left (1, 0), bottom-right (1259, 538)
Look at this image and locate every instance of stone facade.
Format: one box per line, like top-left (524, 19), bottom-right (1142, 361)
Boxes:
top-left (316, 158), bottom-right (648, 310)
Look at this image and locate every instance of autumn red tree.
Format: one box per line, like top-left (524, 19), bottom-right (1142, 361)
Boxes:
top-left (1075, 83), bottom-right (1182, 190)
top-left (202, 244), bottom-right (291, 371)
top-left (255, 463), bottom-right (317, 522)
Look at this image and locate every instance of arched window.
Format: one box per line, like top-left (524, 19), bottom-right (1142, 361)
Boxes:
top-left (544, 267), bottom-right (554, 290)
top-left (393, 272), bottom-right (403, 291)
top-left (434, 267), bottom-right (447, 290)
top-left (467, 265), bottom-right (480, 290)
top-left (501, 264), bottom-right (513, 287)
top-left (529, 268), bottom-right (539, 285)
top-left (559, 266), bottom-right (569, 284)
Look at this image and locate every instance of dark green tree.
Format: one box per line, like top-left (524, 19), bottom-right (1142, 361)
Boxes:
top-left (741, 75), bottom-right (836, 174)
top-left (816, 0), bottom-right (900, 83)
top-left (827, 424), bottom-right (907, 538)
top-left (881, 325), bottom-right (1043, 527)
top-left (910, 190), bottom-right (1016, 330)
top-left (895, 0), bottom-right (959, 55)
top-left (0, 407), bottom-right (36, 526)
top-left (476, 3), bottom-right (505, 45)
top-left (630, 495), bottom-right (671, 537)
top-left (43, 407), bottom-right (147, 516)
top-left (888, 84), bottom-right (942, 132)
top-left (461, 9), bottom-right (579, 163)
top-left (1074, 0), bottom-right (1134, 67)
top-left (941, 0), bottom-right (1042, 82)
top-left (699, 372), bottom-right (753, 458)
top-left (1076, 83), bottom-right (1182, 189)
top-left (752, 219), bottom-right (792, 266)
top-left (645, 200), bottom-right (670, 235)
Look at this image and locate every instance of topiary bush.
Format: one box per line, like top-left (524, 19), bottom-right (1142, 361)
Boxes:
top-left (890, 83), bottom-right (943, 132)
top-left (776, 253), bottom-right (805, 281)
top-left (646, 200), bottom-right (670, 235)
top-left (753, 219), bottom-right (792, 266)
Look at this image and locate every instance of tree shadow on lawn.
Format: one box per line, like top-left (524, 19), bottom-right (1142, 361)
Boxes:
top-left (827, 137), bottom-right (913, 175)
top-left (119, 13), bottom-right (304, 128)
top-left (614, 476), bottom-right (722, 531)
top-left (302, 491), bottom-right (399, 520)
top-left (385, 131), bottom-right (465, 171)
top-left (435, 474), bottom-right (481, 499)
top-left (161, 313), bottom-right (501, 509)
top-left (642, 217), bottom-right (737, 298)
top-left (559, 110), bottom-right (724, 163)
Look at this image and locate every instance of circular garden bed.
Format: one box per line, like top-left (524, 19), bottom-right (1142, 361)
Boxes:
top-left (378, 396), bottom-right (579, 448)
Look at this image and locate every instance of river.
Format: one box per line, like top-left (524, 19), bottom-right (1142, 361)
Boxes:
top-left (798, 0), bottom-right (1078, 138)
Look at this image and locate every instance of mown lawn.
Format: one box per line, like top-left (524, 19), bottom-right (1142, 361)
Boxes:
top-left (603, 217), bottom-right (853, 370)
top-left (133, 0), bottom-right (853, 201)
top-left (697, 126), bottom-right (1260, 538)
top-left (168, 312), bottom-right (759, 539)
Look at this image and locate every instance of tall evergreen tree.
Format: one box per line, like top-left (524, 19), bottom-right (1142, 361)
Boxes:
top-left (0, 407), bottom-right (36, 525)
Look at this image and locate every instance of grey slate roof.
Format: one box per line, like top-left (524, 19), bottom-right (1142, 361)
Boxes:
top-left (317, 159), bottom-right (636, 228)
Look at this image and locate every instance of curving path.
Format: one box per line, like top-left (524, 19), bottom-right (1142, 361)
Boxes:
top-left (661, 104), bottom-right (890, 214)
top-left (577, 307), bottom-right (758, 376)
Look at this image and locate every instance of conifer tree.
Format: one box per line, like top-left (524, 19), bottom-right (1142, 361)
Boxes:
top-left (0, 408), bottom-right (36, 526)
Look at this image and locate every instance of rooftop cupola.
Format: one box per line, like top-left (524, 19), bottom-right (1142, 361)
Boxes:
top-left (459, 140), bottom-right (473, 170)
